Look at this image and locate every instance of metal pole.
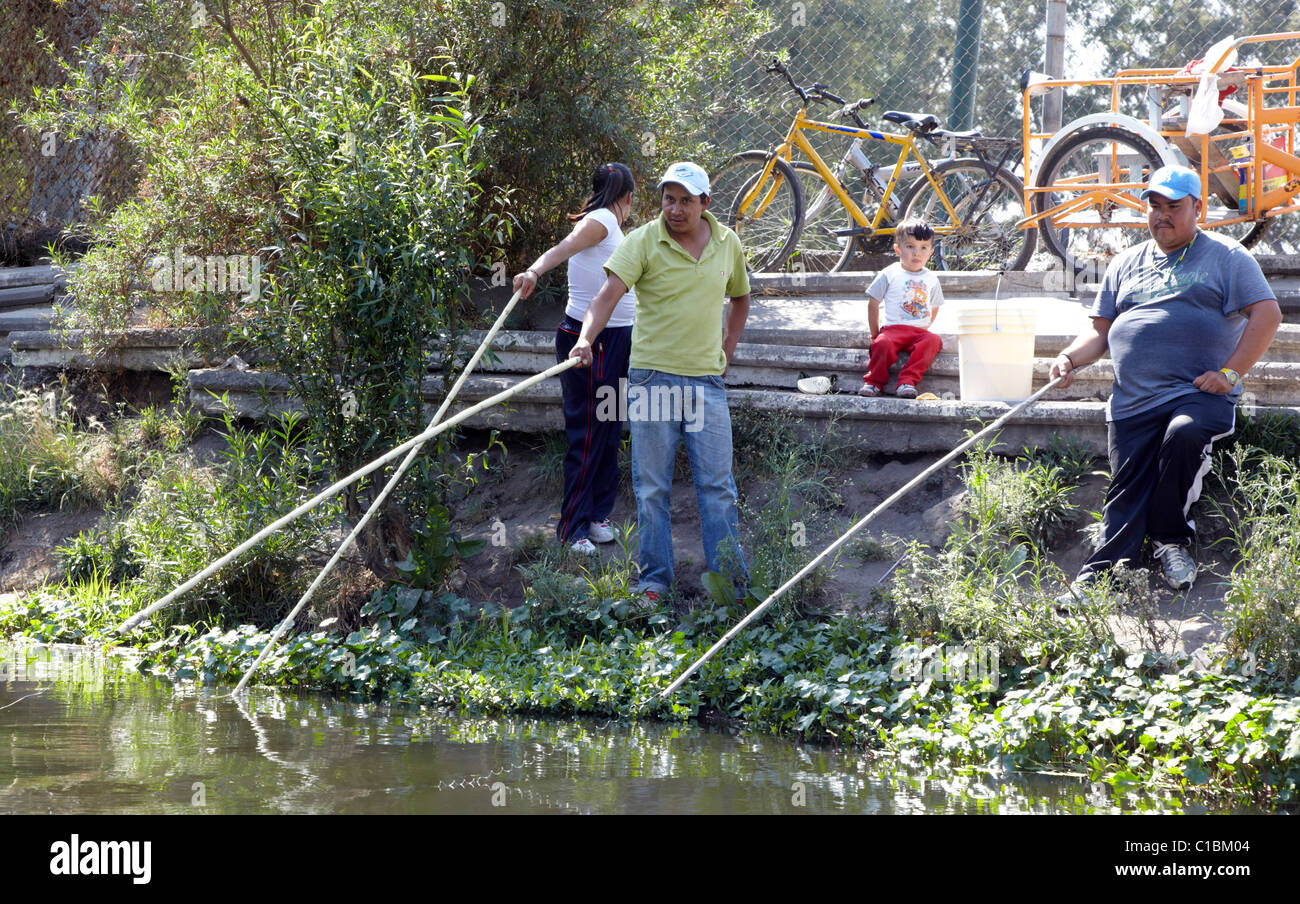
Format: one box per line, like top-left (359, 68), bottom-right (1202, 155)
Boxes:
top-left (948, 0), bottom-right (984, 131)
top-left (655, 374), bottom-right (1069, 704)
top-left (1044, 0), bottom-right (1068, 133)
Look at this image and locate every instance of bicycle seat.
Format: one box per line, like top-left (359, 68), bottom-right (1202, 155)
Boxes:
top-left (883, 111), bottom-right (939, 131)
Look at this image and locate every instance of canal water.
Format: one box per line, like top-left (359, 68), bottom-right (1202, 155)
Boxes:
top-left (0, 642), bottom-right (1232, 814)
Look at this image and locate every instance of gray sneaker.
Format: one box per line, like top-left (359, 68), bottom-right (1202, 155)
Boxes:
top-left (1053, 579), bottom-right (1092, 614)
top-left (1153, 542), bottom-right (1196, 590)
top-left (570, 537), bottom-right (598, 556)
top-left (896, 383), bottom-right (918, 399)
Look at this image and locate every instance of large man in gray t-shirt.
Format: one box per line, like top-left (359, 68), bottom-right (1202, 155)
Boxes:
top-left (1051, 165), bottom-right (1281, 595)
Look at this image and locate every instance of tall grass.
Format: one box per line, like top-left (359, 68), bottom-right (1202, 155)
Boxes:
top-left (885, 438), bottom-right (1115, 663)
top-left (1212, 446), bottom-right (1300, 685)
top-left (59, 411), bottom-right (340, 628)
top-left (0, 384), bottom-right (120, 527)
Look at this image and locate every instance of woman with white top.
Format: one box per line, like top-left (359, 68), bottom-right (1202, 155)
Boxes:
top-left (513, 163), bottom-right (636, 555)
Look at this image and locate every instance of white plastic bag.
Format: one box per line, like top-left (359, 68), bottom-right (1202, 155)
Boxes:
top-left (1185, 35), bottom-right (1238, 137)
top-left (1187, 73), bottom-right (1225, 136)
top-left (1198, 36), bottom-right (1238, 73)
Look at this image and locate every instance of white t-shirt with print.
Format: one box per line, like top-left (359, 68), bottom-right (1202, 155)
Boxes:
top-left (566, 206), bottom-right (636, 327)
top-left (866, 262), bottom-right (943, 327)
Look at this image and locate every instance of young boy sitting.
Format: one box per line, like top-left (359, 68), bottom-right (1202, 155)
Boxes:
top-left (858, 219), bottom-right (944, 399)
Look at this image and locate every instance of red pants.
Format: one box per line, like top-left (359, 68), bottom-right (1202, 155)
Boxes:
top-left (864, 324), bottom-right (942, 389)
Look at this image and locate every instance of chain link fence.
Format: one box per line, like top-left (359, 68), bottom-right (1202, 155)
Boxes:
top-left (716, 0), bottom-right (1300, 156)
top-left (4, 1), bottom-right (1300, 266)
top-left (1, 0), bottom-right (136, 266)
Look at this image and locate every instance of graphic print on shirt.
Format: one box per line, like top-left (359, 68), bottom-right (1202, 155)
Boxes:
top-left (901, 277), bottom-right (929, 319)
top-left (1118, 263), bottom-right (1208, 312)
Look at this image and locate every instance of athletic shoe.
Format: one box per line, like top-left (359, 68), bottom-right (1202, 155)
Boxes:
top-left (588, 519), bottom-right (616, 543)
top-left (632, 588), bottom-right (662, 612)
top-left (858, 383), bottom-right (882, 397)
top-left (1054, 575), bottom-right (1114, 614)
top-left (1153, 542), bottom-right (1196, 590)
top-left (1053, 580), bottom-right (1089, 614)
top-left (570, 538), bottom-right (598, 556)
top-left (896, 384), bottom-right (918, 399)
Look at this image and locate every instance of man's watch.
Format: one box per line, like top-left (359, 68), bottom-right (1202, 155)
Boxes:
top-left (1219, 367), bottom-right (1240, 386)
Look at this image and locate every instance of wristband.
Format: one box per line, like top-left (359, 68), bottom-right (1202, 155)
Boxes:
top-left (1059, 352), bottom-right (1075, 370)
top-left (525, 268), bottom-right (539, 280)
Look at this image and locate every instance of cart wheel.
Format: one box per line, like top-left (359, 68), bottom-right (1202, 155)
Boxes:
top-left (1211, 218), bottom-right (1272, 249)
top-left (1239, 219), bottom-right (1272, 248)
top-left (1034, 126), bottom-right (1163, 269)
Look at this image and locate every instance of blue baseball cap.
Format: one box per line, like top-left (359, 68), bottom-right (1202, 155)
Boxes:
top-left (1141, 164), bottom-right (1202, 201)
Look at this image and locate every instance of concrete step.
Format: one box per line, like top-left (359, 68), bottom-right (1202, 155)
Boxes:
top-left (0, 284), bottom-right (54, 310)
top-left (753, 265), bottom-right (1300, 318)
top-left (466, 329), bottom-right (1300, 405)
top-left (187, 366), bottom-right (1117, 455)
top-left (17, 317), bottom-right (1300, 409)
top-left (0, 264), bottom-right (69, 291)
top-left (749, 270), bottom-right (1076, 299)
top-left (9, 327), bottom-right (229, 370)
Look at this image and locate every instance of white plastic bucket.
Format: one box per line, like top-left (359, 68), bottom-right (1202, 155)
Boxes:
top-left (955, 302), bottom-right (1038, 401)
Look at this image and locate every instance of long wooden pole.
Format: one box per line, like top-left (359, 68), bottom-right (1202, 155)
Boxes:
top-left (655, 375), bottom-right (1067, 703)
top-left (117, 356), bottom-right (578, 635)
top-left (230, 291), bottom-right (528, 693)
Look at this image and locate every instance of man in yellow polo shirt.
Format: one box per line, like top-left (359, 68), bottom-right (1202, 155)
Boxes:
top-left (568, 161), bottom-right (751, 604)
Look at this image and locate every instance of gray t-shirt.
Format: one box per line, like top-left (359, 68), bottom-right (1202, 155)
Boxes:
top-left (1090, 230), bottom-right (1273, 421)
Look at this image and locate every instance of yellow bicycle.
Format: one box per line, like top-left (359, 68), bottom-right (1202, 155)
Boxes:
top-left (711, 60), bottom-right (1035, 272)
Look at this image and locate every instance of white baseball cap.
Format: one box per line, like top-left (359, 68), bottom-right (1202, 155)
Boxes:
top-left (657, 161), bottom-right (710, 198)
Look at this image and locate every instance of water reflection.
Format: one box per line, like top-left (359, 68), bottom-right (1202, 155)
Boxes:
top-left (0, 642), bottom-right (1229, 814)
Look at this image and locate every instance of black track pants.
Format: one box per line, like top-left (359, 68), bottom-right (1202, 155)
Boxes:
top-left (1078, 392), bottom-right (1235, 580)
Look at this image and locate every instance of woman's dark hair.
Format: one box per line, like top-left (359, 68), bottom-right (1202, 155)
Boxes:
top-left (569, 162), bottom-right (636, 222)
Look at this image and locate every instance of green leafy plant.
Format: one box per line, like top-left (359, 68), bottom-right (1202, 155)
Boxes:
top-left (963, 439), bottom-right (1079, 548)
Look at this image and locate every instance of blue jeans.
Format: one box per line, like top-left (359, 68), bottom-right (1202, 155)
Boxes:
top-left (627, 368), bottom-right (746, 593)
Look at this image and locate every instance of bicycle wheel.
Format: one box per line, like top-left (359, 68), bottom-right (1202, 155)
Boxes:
top-left (709, 151), bottom-right (804, 272)
top-left (900, 158), bottom-right (1036, 271)
top-left (1033, 126), bottom-right (1162, 267)
top-left (791, 161), bottom-right (850, 272)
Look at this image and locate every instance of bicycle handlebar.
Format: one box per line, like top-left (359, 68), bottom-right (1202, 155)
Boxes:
top-left (838, 98), bottom-right (874, 127)
top-left (767, 59), bottom-right (874, 125)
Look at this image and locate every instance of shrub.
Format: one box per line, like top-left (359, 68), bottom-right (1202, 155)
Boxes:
top-left (962, 440), bottom-right (1079, 548)
top-left (59, 411), bottom-right (338, 627)
top-left (1213, 448), bottom-right (1300, 685)
top-left (435, 0), bottom-right (773, 266)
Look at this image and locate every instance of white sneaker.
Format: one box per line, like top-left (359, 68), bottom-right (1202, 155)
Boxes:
top-left (588, 519), bottom-right (616, 543)
top-left (1152, 542), bottom-right (1196, 590)
top-left (570, 538), bottom-right (598, 556)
